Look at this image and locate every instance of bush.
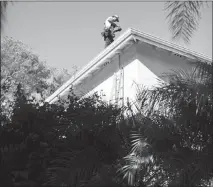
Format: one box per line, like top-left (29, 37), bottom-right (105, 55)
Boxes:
top-left (0, 85), bottom-right (131, 187)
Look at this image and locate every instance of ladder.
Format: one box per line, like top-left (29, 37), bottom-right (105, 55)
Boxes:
top-left (110, 54), bottom-right (124, 107)
top-left (113, 68), bottom-right (124, 106)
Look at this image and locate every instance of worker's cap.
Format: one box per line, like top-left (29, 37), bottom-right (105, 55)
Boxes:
top-left (113, 15), bottom-right (119, 21)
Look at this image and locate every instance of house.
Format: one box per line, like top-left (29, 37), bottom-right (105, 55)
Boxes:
top-left (45, 28), bottom-right (212, 107)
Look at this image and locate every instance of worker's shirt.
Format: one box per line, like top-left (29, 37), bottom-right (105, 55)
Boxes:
top-left (104, 16), bottom-right (115, 29)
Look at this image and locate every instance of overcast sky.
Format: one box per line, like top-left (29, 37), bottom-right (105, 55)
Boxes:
top-left (2, 1), bottom-right (212, 71)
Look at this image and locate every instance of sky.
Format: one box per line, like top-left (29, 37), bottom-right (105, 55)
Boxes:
top-left (2, 1), bottom-right (212, 72)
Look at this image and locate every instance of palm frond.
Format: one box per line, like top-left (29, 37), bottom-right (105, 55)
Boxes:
top-left (164, 1), bottom-right (207, 43)
top-left (136, 61), bottom-right (213, 119)
top-left (192, 60), bottom-right (212, 85)
top-left (118, 131), bottom-right (153, 186)
top-left (121, 59), bottom-right (212, 186)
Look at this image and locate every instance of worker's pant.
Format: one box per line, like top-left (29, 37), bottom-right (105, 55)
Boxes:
top-left (105, 35), bottom-right (114, 48)
top-left (103, 28), bottom-right (115, 48)
top-left (103, 26), bottom-right (122, 48)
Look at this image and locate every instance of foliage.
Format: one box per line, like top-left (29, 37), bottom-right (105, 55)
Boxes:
top-left (1, 36), bottom-right (76, 119)
top-left (44, 92), bottom-right (130, 186)
top-left (120, 61), bottom-right (213, 187)
top-left (1, 2), bottom-right (212, 186)
top-left (48, 66), bottom-right (77, 95)
top-left (164, 1), bottom-right (208, 43)
top-left (2, 56), bottom-right (212, 187)
top-left (0, 85), bottom-right (131, 187)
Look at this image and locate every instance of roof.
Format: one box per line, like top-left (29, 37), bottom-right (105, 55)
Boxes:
top-left (45, 28), bottom-right (212, 104)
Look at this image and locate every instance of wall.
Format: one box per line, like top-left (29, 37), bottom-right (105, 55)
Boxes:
top-left (136, 42), bottom-right (196, 83)
top-left (61, 41), bottom-right (196, 106)
top-left (77, 44), bottom-right (137, 101)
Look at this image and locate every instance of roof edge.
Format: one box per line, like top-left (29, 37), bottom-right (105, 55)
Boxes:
top-left (45, 27), bottom-right (212, 103)
top-left (45, 28), bottom-right (134, 103)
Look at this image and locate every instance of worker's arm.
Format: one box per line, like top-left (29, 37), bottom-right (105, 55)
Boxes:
top-left (113, 26), bottom-right (122, 33)
top-left (108, 21), bottom-right (117, 28)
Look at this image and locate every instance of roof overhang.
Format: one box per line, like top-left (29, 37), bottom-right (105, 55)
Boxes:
top-left (45, 28), bottom-right (212, 104)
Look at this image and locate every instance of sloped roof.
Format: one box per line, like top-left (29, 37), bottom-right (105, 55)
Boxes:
top-left (45, 28), bottom-right (212, 104)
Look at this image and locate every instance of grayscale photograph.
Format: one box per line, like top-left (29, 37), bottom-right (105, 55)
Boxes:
top-left (1, 1), bottom-right (212, 187)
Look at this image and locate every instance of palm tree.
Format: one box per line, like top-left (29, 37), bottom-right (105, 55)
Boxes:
top-left (120, 60), bottom-right (213, 186)
top-left (164, 1), bottom-right (208, 43)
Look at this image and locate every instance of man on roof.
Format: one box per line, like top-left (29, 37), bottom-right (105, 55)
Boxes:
top-left (101, 15), bottom-right (122, 48)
